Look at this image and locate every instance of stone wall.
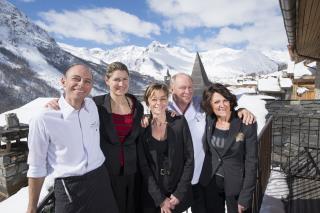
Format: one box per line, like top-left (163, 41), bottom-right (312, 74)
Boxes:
top-left (266, 99), bottom-right (320, 118)
top-left (0, 142), bottom-right (28, 197)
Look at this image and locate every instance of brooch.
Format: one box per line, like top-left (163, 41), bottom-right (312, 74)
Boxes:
top-left (235, 132), bottom-right (245, 142)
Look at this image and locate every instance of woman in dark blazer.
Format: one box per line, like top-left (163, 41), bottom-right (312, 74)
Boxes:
top-left (199, 83), bottom-right (257, 213)
top-left (93, 62), bottom-right (144, 213)
top-left (138, 83), bottom-right (194, 213)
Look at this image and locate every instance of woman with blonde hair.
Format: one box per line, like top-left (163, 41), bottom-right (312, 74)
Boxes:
top-left (138, 83), bottom-right (194, 213)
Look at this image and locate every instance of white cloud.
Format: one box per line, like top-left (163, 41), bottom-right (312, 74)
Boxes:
top-left (35, 8), bottom-right (160, 45)
top-left (178, 14), bottom-right (287, 51)
top-left (177, 36), bottom-right (225, 51)
top-left (149, 0), bottom-right (287, 50)
top-left (148, 0), bottom-right (277, 29)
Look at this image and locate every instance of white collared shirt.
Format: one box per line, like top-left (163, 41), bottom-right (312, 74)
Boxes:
top-left (27, 96), bottom-right (105, 179)
top-left (168, 96), bottom-right (206, 184)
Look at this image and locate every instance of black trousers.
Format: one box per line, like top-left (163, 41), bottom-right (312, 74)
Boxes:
top-left (109, 172), bottom-right (138, 213)
top-left (54, 165), bottom-right (118, 213)
top-left (191, 183), bottom-right (207, 213)
top-left (204, 175), bottom-right (238, 213)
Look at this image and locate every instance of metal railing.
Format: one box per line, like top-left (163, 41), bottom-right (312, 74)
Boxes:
top-left (270, 115), bottom-right (320, 213)
top-left (271, 116), bottom-right (320, 179)
top-left (37, 190), bottom-right (54, 213)
top-left (251, 116), bottom-right (273, 213)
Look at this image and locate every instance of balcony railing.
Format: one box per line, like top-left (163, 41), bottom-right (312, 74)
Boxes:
top-left (251, 116), bottom-right (273, 213)
top-left (271, 116), bottom-right (320, 179)
top-left (270, 115), bottom-right (320, 213)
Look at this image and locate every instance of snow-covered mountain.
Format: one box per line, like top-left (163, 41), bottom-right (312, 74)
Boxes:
top-left (0, 0), bottom-right (155, 113)
top-left (59, 41), bottom-right (289, 84)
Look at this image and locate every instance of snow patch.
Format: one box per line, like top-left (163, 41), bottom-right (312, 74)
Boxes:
top-left (296, 87), bottom-right (309, 95)
top-left (237, 94), bottom-right (268, 134)
top-left (287, 61), bottom-right (314, 79)
top-left (258, 78), bottom-right (281, 92)
top-left (17, 46), bottom-right (62, 90)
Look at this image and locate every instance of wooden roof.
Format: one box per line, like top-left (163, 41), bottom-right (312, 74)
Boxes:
top-left (280, 0), bottom-right (320, 62)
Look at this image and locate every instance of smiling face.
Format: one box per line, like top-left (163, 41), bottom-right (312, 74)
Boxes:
top-left (147, 89), bottom-right (169, 116)
top-left (210, 92), bottom-right (231, 118)
top-left (171, 74), bottom-right (193, 106)
top-left (61, 64), bottom-right (93, 102)
top-left (105, 69), bottom-right (129, 96)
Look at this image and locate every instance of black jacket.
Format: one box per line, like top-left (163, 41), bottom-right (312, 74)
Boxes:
top-left (138, 112), bottom-right (194, 211)
top-left (93, 93), bottom-right (144, 175)
top-left (199, 113), bottom-right (258, 209)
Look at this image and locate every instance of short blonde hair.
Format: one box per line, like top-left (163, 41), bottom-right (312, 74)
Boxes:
top-left (144, 83), bottom-right (169, 106)
top-left (170, 73), bottom-right (193, 88)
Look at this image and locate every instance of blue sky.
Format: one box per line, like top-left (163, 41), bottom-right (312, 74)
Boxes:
top-left (10, 0), bottom-right (288, 51)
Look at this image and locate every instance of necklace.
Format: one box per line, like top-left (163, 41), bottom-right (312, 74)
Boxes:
top-left (111, 96), bottom-right (132, 113)
top-left (151, 119), bottom-right (167, 141)
top-left (125, 96), bottom-right (132, 110)
top-left (216, 121), bottom-right (230, 130)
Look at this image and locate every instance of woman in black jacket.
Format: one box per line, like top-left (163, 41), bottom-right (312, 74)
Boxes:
top-left (93, 62), bottom-right (144, 213)
top-left (199, 83), bottom-right (257, 213)
top-left (138, 83), bottom-right (194, 213)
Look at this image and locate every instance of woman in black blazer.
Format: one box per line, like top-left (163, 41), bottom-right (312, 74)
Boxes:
top-left (138, 83), bottom-right (194, 213)
top-left (199, 83), bottom-right (257, 213)
top-left (93, 62), bottom-right (144, 213)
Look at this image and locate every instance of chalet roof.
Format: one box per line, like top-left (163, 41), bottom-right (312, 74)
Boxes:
top-left (280, 0), bottom-right (320, 62)
top-left (258, 78), bottom-right (281, 92)
top-left (191, 52), bottom-right (211, 96)
top-left (279, 77), bottom-right (293, 88)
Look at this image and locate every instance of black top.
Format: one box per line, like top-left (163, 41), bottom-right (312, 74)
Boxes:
top-left (149, 137), bottom-right (168, 156)
top-left (209, 128), bottom-right (229, 177)
top-left (93, 93), bottom-right (144, 175)
top-left (199, 112), bottom-right (258, 209)
top-left (149, 137), bottom-right (169, 195)
top-left (138, 112), bottom-right (194, 211)
top-left (210, 128), bottom-right (228, 155)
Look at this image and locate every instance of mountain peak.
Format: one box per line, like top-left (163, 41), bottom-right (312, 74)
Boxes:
top-left (0, 0), bottom-right (55, 47)
top-left (148, 41), bottom-right (170, 49)
top-left (0, 0), bottom-right (23, 17)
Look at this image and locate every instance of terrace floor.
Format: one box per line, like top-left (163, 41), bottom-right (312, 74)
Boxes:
top-left (284, 177), bottom-right (320, 213)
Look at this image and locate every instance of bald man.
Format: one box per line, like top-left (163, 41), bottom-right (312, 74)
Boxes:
top-left (26, 64), bottom-right (118, 213)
